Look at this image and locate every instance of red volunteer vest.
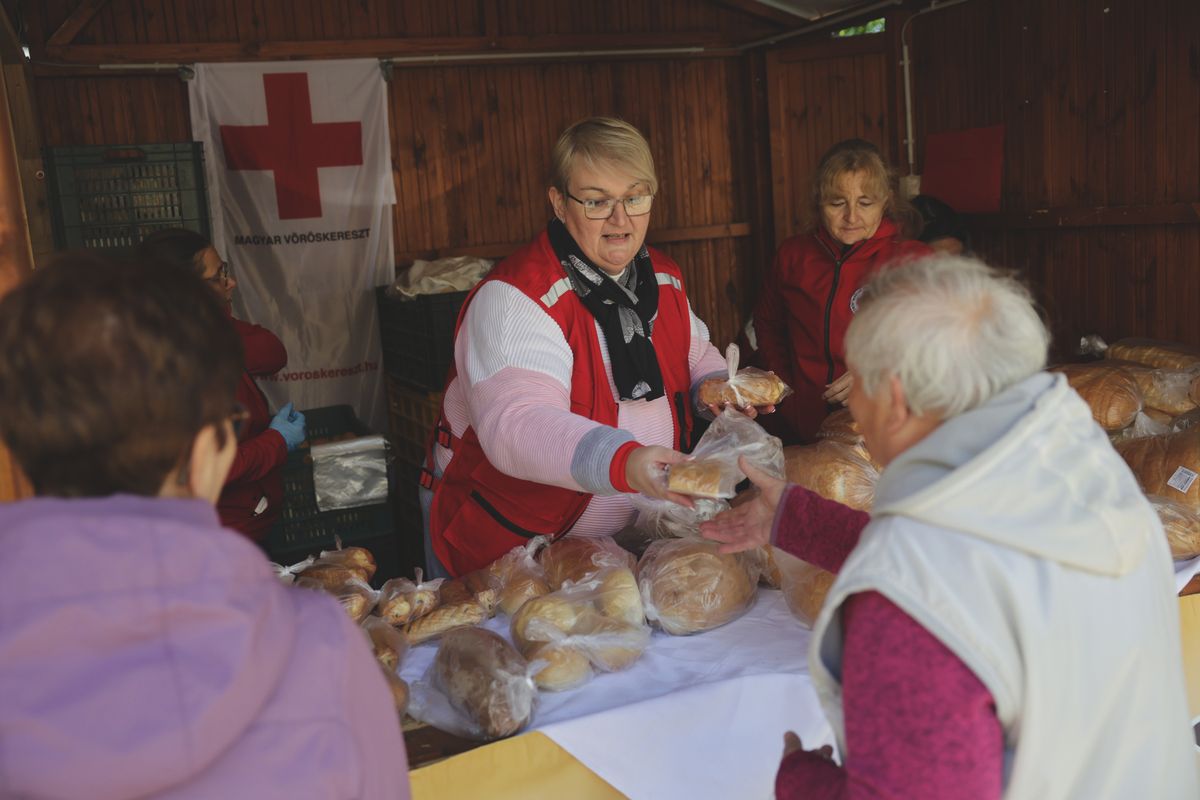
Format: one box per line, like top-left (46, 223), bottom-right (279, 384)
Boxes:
top-left (428, 231), bottom-right (696, 577)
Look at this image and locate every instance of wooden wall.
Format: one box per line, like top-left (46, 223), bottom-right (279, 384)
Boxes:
top-left (17, 0), bottom-right (784, 351)
top-left (909, 0), bottom-right (1200, 357)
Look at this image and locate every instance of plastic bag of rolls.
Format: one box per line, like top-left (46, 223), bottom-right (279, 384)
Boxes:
top-left (376, 569), bottom-right (443, 626)
top-left (424, 627), bottom-right (537, 740)
top-left (783, 440), bottom-right (879, 511)
top-left (1146, 495), bottom-right (1200, 560)
top-left (1115, 429), bottom-right (1200, 511)
top-left (489, 537), bottom-right (552, 616)
top-left (697, 343), bottom-right (792, 410)
top-left (538, 536), bottom-right (637, 590)
top-left (295, 544), bottom-right (377, 590)
top-left (816, 408), bottom-right (882, 469)
top-left (637, 537), bottom-right (762, 635)
top-left (666, 408), bottom-right (785, 500)
top-left (296, 575), bottom-right (379, 623)
top-left (510, 567), bottom-right (650, 691)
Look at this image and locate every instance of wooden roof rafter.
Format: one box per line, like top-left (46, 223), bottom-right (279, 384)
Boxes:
top-left (46, 0), bottom-right (110, 48)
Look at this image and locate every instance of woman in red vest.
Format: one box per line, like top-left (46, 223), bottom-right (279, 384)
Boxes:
top-left (752, 139), bottom-right (932, 443)
top-left (424, 118), bottom-right (771, 578)
top-left (139, 229), bottom-right (306, 542)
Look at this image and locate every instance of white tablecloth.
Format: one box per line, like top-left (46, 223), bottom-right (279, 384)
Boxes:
top-left (400, 588), bottom-right (833, 800)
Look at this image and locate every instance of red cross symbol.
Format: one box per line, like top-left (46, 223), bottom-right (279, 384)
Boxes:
top-left (219, 72), bottom-right (363, 220)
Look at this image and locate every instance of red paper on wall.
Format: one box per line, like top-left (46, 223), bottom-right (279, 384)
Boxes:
top-left (920, 125), bottom-right (1005, 213)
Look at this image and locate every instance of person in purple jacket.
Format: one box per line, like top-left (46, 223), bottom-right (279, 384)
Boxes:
top-left (0, 253), bottom-right (410, 799)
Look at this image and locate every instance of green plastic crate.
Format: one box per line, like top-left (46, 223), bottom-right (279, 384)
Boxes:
top-left (45, 142), bottom-right (210, 252)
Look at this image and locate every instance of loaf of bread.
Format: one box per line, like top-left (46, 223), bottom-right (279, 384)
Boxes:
top-left (489, 539), bottom-right (552, 617)
top-left (594, 567), bottom-right (645, 626)
top-left (637, 538), bottom-right (759, 635)
top-left (783, 440), bottom-right (879, 511)
top-left (698, 369), bottom-right (790, 408)
top-left (377, 572), bottom-right (442, 626)
top-left (1115, 429), bottom-right (1200, 510)
top-left (539, 536), bottom-right (637, 589)
top-left (315, 545), bottom-right (377, 580)
top-left (1106, 360), bottom-right (1198, 415)
top-left (569, 614), bottom-right (649, 671)
top-left (438, 569), bottom-right (500, 616)
top-left (523, 642), bottom-right (593, 691)
top-left (1145, 407), bottom-right (1175, 425)
top-left (432, 627), bottom-right (535, 740)
top-left (362, 616), bottom-right (408, 672)
top-left (1053, 362), bottom-right (1144, 431)
top-left (404, 601), bottom-right (488, 646)
top-left (296, 562), bottom-right (370, 592)
top-left (1147, 495), bottom-right (1200, 559)
top-left (667, 459), bottom-right (729, 499)
top-left (383, 669), bottom-right (410, 716)
top-left (1106, 338), bottom-right (1200, 371)
top-left (771, 549), bottom-right (837, 627)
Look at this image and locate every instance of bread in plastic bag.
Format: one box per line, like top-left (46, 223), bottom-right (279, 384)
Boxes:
top-left (403, 600), bottom-right (488, 646)
top-left (771, 548), bottom-right (837, 627)
top-left (362, 616), bottom-right (409, 672)
top-left (1052, 362), bottom-right (1144, 431)
top-left (816, 408), bottom-right (882, 469)
top-left (629, 494), bottom-right (730, 540)
top-left (1173, 408), bottom-right (1200, 433)
top-left (1115, 429), bottom-right (1200, 510)
top-left (637, 537), bottom-right (761, 635)
top-left (271, 555), bottom-right (315, 585)
top-left (784, 440), bottom-right (879, 511)
top-left (1109, 411), bottom-right (1172, 445)
top-left (438, 569), bottom-right (500, 617)
top-left (538, 535), bottom-right (636, 590)
top-left (315, 543), bottom-right (377, 580)
top-left (510, 569), bottom-right (651, 689)
top-left (666, 407), bottom-right (784, 499)
top-left (423, 627), bottom-right (536, 740)
top-left (383, 670), bottom-right (410, 717)
top-left (489, 537), bottom-right (552, 616)
top-left (697, 343), bottom-right (792, 408)
top-left (1146, 495), bottom-right (1200, 560)
top-left (1106, 360), bottom-right (1200, 415)
top-left (296, 576), bottom-right (379, 623)
top-left (377, 568), bottom-right (444, 626)
top-left (1104, 337), bottom-right (1200, 371)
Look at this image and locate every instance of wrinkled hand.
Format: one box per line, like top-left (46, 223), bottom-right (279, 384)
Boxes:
top-left (625, 445), bottom-right (695, 508)
top-left (822, 372), bottom-right (853, 405)
top-left (698, 457), bottom-right (786, 553)
top-left (783, 731), bottom-right (834, 761)
top-left (269, 402), bottom-right (307, 452)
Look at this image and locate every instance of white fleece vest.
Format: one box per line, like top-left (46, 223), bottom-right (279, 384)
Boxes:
top-left (808, 376), bottom-right (1199, 798)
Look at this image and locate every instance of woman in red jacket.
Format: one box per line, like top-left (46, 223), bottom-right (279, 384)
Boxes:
top-left (753, 139), bottom-right (931, 443)
top-left (139, 229), bottom-right (306, 541)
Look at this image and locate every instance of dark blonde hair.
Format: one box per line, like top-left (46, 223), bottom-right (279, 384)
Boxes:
top-left (808, 138), bottom-right (920, 237)
top-left (549, 117), bottom-right (658, 196)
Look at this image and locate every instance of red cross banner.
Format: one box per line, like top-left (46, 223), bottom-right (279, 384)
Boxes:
top-left (188, 59), bottom-right (395, 432)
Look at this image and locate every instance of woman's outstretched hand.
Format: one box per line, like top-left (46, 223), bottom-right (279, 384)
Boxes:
top-left (698, 456), bottom-right (787, 553)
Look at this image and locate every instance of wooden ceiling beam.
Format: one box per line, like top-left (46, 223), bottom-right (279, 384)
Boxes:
top-left (46, 0), bottom-right (111, 47)
top-left (44, 30), bottom-right (748, 64)
top-left (717, 1), bottom-right (811, 28)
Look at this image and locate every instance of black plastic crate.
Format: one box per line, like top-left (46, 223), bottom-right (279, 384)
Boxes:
top-left (376, 285), bottom-right (469, 392)
top-left (45, 142), bottom-right (210, 252)
top-left (265, 405), bottom-right (400, 582)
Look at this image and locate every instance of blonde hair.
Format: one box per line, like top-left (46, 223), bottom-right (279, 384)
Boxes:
top-left (550, 117), bottom-right (658, 196)
top-left (808, 138), bottom-right (920, 237)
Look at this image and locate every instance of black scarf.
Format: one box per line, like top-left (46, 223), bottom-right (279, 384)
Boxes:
top-left (547, 218), bottom-right (664, 401)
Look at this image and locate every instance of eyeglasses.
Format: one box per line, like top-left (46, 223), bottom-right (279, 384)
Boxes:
top-left (566, 192), bottom-right (654, 220)
top-left (206, 261), bottom-right (232, 287)
top-left (229, 404), bottom-right (250, 438)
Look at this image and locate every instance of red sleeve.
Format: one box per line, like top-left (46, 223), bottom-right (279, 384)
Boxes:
top-left (752, 244), bottom-right (796, 388)
top-left (225, 429), bottom-right (288, 484)
top-left (775, 592), bottom-right (1004, 800)
top-left (231, 317), bottom-right (287, 376)
top-left (770, 485), bottom-right (870, 572)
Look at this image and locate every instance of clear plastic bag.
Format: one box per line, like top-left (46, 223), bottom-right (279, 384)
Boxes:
top-left (489, 536), bottom-right (552, 616)
top-left (1173, 408), bottom-right (1200, 433)
top-left (409, 627), bottom-right (537, 740)
top-left (1147, 495), bottom-right (1200, 560)
top-left (270, 555), bottom-right (315, 585)
top-left (771, 548), bottom-right (837, 628)
top-left (629, 494), bottom-right (729, 539)
top-left (296, 575), bottom-right (379, 623)
top-left (666, 407), bottom-right (785, 500)
top-left (362, 616), bottom-right (409, 672)
top-left (537, 535), bottom-right (637, 590)
top-left (1109, 411), bottom-right (1172, 445)
top-left (301, 542), bottom-right (377, 585)
top-left (783, 440), bottom-right (879, 511)
top-left (510, 566), bottom-right (650, 690)
top-left (311, 435), bottom-right (390, 512)
top-left (377, 568), bottom-right (444, 626)
top-left (697, 343), bottom-right (793, 409)
top-left (637, 537), bottom-right (761, 635)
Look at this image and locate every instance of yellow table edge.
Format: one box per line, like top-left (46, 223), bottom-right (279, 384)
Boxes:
top-left (410, 730), bottom-right (628, 800)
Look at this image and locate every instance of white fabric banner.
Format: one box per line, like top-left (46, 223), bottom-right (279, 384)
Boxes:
top-left (189, 59), bottom-right (395, 432)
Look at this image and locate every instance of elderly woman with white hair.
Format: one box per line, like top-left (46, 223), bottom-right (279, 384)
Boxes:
top-left (422, 117), bottom-right (768, 577)
top-left (702, 256), bottom-right (1197, 798)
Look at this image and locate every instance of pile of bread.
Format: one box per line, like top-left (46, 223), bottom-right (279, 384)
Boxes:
top-left (1056, 337), bottom-right (1200, 560)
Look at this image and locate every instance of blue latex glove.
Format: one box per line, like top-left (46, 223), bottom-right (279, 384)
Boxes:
top-left (269, 402), bottom-right (307, 452)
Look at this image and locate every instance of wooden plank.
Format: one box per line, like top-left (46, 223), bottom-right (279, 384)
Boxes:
top-left (46, 0), bottom-right (110, 46)
top-left (716, 0), bottom-right (806, 29)
top-left (969, 203), bottom-right (1200, 230)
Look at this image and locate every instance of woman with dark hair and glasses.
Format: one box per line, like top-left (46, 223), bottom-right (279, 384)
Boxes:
top-left (0, 254), bottom-right (410, 798)
top-left (139, 228), bottom-right (305, 542)
top-left (423, 117), bottom-right (775, 578)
